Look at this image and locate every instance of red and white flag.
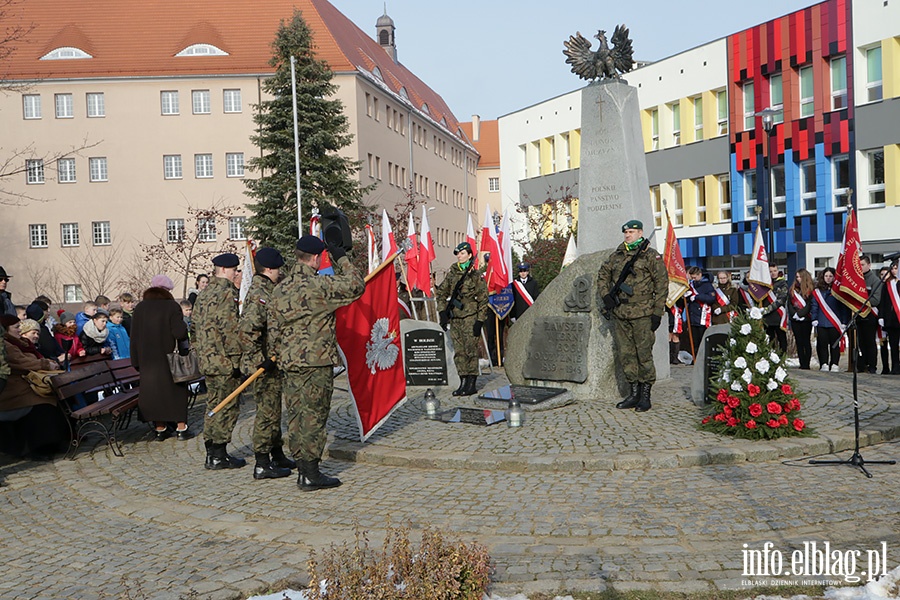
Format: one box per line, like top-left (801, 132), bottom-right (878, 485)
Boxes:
top-left (381, 209), bottom-right (398, 262)
top-left (365, 224), bottom-right (378, 274)
top-left (416, 205), bottom-right (435, 296)
top-left (310, 213), bottom-right (333, 274)
top-left (336, 257), bottom-right (407, 442)
top-left (747, 217), bottom-right (771, 303)
top-left (833, 208), bottom-right (870, 316)
top-left (498, 209), bottom-right (513, 287)
top-left (466, 214), bottom-right (478, 269)
top-left (663, 211), bottom-right (690, 307)
top-left (404, 212), bottom-right (418, 292)
top-left (480, 206), bottom-right (506, 294)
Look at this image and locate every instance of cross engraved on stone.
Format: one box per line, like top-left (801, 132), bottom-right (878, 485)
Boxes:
top-left (564, 275), bottom-right (593, 312)
top-left (595, 93), bottom-right (604, 122)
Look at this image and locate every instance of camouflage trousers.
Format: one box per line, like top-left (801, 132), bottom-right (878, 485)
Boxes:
top-left (449, 315), bottom-right (480, 376)
top-left (611, 316), bottom-right (657, 384)
top-left (251, 370), bottom-right (285, 454)
top-left (282, 366), bottom-right (333, 462)
top-left (203, 373), bottom-right (241, 444)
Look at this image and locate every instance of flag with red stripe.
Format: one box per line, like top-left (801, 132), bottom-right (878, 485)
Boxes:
top-left (833, 208), bottom-right (870, 316)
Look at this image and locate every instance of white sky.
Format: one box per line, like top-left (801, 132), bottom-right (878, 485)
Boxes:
top-left (330, 0), bottom-right (819, 121)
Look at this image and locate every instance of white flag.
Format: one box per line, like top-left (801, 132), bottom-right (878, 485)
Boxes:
top-left (562, 233), bottom-right (578, 267)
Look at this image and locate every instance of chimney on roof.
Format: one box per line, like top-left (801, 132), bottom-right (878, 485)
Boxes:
top-left (376, 5), bottom-right (397, 62)
top-left (471, 115), bottom-right (481, 142)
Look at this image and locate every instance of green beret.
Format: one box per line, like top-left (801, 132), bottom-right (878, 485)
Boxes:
top-left (622, 219), bottom-right (643, 232)
top-left (454, 242), bottom-right (473, 255)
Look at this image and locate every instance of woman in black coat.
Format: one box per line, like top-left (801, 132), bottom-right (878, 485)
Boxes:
top-left (130, 285), bottom-right (192, 440)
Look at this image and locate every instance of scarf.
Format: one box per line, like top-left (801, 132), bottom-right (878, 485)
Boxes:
top-left (54, 323), bottom-right (77, 337)
top-left (457, 259), bottom-right (472, 271)
top-left (4, 333), bottom-right (43, 360)
top-left (624, 237), bottom-right (644, 252)
top-left (83, 319), bottom-right (110, 343)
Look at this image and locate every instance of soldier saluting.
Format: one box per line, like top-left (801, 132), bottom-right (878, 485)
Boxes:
top-left (597, 220), bottom-right (667, 412)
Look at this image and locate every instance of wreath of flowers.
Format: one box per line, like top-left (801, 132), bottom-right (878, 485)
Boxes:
top-left (700, 307), bottom-right (812, 440)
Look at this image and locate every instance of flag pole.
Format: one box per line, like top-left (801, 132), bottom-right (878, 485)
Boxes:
top-left (495, 313), bottom-right (502, 367)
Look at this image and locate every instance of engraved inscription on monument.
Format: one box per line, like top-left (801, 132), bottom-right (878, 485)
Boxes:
top-left (404, 330), bottom-right (448, 386)
top-left (523, 315), bottom-right (591, 383)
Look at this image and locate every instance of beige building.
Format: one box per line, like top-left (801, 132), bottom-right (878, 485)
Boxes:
top-left (459, 117), bottom-right (503, 223)
top-left (1, 0), bottom-right (478, 301)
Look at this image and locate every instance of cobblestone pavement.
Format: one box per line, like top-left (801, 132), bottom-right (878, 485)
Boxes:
top-left (1, 364), bottom-right (898, 599)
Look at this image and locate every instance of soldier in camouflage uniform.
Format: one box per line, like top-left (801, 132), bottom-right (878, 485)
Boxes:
top-left (597, 220), bottom-right (668, 412)
top-left (239, 247), bottom-right (295, 481)
top-left (436, 242), bottom-right (489, 396)
top-left (193, 253), bottom-right (246, 469)
top-left (268, 235), bottom-right (364, 491)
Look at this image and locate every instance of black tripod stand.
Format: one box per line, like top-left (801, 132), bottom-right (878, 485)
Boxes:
top-left (809, 260), bottom-right (897, 478)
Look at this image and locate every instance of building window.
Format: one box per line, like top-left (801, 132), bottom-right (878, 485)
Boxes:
top-left (866, 149), bottom-right (885, 206)
top-left (771, 164), bottom-right (786, 217)
top-left (830, 56), bottom-right (847, 110)
top-left (800, 160), bottom-right (817, 213)
top-left (92, 221), bottom-right (111, 246)
top-left (86, 92), bottom-right (105, 117)
top-left (488, 177), bottom-right (500, 193)
top-left (29, 224), bottom-right (48, 248)
top-left (192, 90), bottom-right (211, 114)
top-left (229, 216), bottom-right (247, 241)
top-left (58, 157), bottom-right (76, 183)
top-left (693, 96), bottom-right (703, 141)
top-left (866, 46), bottom-right (882, 102)
top-left (163, 155), bottom-right (183, 179)
top-left (832, 154), bottom-right (850, 209)
top-left (55, 93), bottom-right (74, 118)
top-left (64, 284), bottom-right (83, 303)
top-left (194, 154), bottom-right (213, 178)
top-left (799, 66), bottom-right (814, 118)
top-left (718, 175), bottom-right (731, 221)
top-left (225, 153), bottom-right (244, 177)
top-left (89, 157), bottom-right (108, 182)
top-left (694, 178), bottom-right (706, 224)
top-left (197, 218), bottom-right (216, 242)
top-left (744, 171), bottom-right (758, 218)
top-left (650, 109), bottom-right (659, 150)
top-left (61, 223), bottom-right (80, 247)
top-left (223, 89), bottom-right (242, 113)
top-left (716, 90), bottom-right (727, 135)
top-left (166, 219), bottom-right (185, 243)
top-left (672, 183), bottom-right (684, 226)
top-left (23, 94), bottom-right (41, 119)
top-left (651, 186), bottom-right (662, 228)
top-left (743, 81), bottom-right (755, 131)
top-left (670, 103), bottom-right (681, 145)
top-left (161, 91), bottom-right (179, 115)
top-left (176, 43), bottom-right (228, 56)
top-left (769, 73), bottom-right (783, 123)
top-left (561, 133), bottom-right (570, 169)
top-left (26, 159), bottom-right (44, 184)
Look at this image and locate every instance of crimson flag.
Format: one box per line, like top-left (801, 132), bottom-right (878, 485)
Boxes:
top-left (662, 212), bottom-right (689, 307)
top-left (833, 208), bottom-right (870, 316)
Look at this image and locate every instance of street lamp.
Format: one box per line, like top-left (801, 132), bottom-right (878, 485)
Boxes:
top-left (755, 107), bottom-right (781, 260)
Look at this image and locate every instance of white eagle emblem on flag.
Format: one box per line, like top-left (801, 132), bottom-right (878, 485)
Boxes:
top-left (366, 317), bottom-right (399, 374)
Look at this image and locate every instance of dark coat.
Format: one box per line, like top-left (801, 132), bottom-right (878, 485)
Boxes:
top-left (686, 276), bottom-right (716, 326)
top-left (511, 276), bottom-right (540, 319)
top-left (37, 324), bottom-right (64, 360)
top-left (130, 287), bottom-right (189, 422)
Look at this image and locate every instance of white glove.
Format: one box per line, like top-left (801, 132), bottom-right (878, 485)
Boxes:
top-left (812, 320), bottom-right (818, 328)
top-left (686, 293), bottom-right (697, 302)
top-left (878, 318), bottom-right (884, 328)
top-left (509, 317), bottom-right (516, 323)
top-left (714, 308), bottom-right (722, 315)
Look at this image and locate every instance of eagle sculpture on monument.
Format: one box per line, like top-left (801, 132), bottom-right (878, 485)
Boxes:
top-left (563, 25), bottom-right (635, 80)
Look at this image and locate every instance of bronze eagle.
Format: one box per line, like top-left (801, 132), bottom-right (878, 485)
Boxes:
top-left (563, 25), bottom-right (635, 80)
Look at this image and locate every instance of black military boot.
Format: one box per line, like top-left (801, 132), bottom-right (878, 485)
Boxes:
top-left (463, 375), bottom-right (478, 396)
top-left (635, 382), bottom-right (652, 412)
top-left (297, 459), bottom-right (342, 491)
top-left (253, 452), bottom-right (291, 480)
top-left (270, 446), bottom-right (297, 470)
top-left (616, 382), bottom-right (641, 409)
top-left (452, 376), bottom-right (469, 396)
top-left (205, 443), bottom-right (247, 470)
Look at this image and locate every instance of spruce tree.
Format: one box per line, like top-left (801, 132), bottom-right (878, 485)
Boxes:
top-left (244, 10), bottom-right (366, 256)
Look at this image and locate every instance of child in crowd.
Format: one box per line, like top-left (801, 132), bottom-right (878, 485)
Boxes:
top-left (53, 310), bottom-right (86, 359)
top-left (106, 308), bottom-right (131, 360)
top-left (94, 295), bottom-right (111, 312)
top-left (180, 300), bottom-right (193, 332)
top-left (79, 309), bottom-right (112, 356)
top-left (75, 301), bottom-right (97, 336)
top-left (118, 292), bottom-right (135, 335)
top-left (14, 305), bottom-right (27, 320)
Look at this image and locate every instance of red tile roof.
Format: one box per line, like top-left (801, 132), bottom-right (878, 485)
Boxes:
top-left (6, 0), bottom-right (462, 135)
top-left (459, 120), bottom-right (499, 168)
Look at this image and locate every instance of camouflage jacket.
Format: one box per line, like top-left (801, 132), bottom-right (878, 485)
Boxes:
top-left (268, 256), bottom-right (365, 371)
top-left (239, 274), bottom-right (275, 374)
top-left (597, 242), bottom-right (668, 320)
top-left (191, 275), bottom-right (242, 375)
top-left (435, 263), bottom-right (489, 322)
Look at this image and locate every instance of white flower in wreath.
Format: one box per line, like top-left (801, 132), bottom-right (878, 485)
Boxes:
top-left (741, 368), bottom-right (753, 383)
top-left (734, 356), bottom-right (747, 369)
top-left (767, 379), bottom-right (778, 390)
top-left (749, 307), bottom-right (764, 320)
top-left (770, 352), bottom-right (780, 363)
top-left (775, 366), bottom-right (788, 382)
top-left (722, 369), bottom-right (732, 383)
top-left (755, 359), bottom-right (770, 374)
top-left (730, 338), bottom-right (737, 346)
top-left (745, 341), bottom-right (758, 354)
top-left (731, 380), bottom-right (743, 392)
top-left (740, 323), bottom-right (753, 335)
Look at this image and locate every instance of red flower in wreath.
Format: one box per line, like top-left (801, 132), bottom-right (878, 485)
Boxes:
top-left (727, 396), bottom-right (740, 409)
top-left (783, 401), bottom-right (792, 414)
top-left (781, 384), bottom-right (793, 395)
top-left (766, 419), bottom-right (781, 428)
top-left (790, 398), bottom-right (802, 411)
top-left (793, 418), bottom-right (805, 432)
top-left (717, 389), bottom-right (729, 403)
top-left (749, 403), bottom-right (763, 418)
top-left (778, 414), bottom-right (789, 426)
top-left (714, 413), bottom-right (727, 423)
top-left (723, 406), bottom-right (733, 418)
top-left (702, 416), bottom-right (711, 424)
top-left (767, 401), bottom-right (783, 415)
top-left (726, 417), bottom-right (739, 427)
top-left (745, 420), bottom-right (757, 429)
top-left (748, 384), bottom-right (761, 397)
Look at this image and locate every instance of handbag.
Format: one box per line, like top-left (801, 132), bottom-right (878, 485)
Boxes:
top-left (26, 370), bottom-right (66, 397)
top-left (166, 349), bottom-right (201, 384)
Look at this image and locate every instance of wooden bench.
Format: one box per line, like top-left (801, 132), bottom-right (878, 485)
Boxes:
top-left (50, 361), bottom-right (141, 459)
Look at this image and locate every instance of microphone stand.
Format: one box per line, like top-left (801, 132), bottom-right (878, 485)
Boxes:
top-left (809, 260), bottom-right (897, 477)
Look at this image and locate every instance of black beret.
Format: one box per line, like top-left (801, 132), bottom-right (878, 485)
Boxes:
top-left (255, 247), bottom-right (284, 269)
top-left (296, 235), bottom-right (326, 255)
top-left (212, 253), bottom-right (240, 268)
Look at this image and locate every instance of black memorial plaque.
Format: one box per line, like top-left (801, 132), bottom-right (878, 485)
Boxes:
top-left (703, 331), bottom-right (729, 403)
top-left (523, 315), bottom-right (591, 383)
top-left (479, 385), bottom-right (568, 405)
top-left (404, 329), bottom-right (448, 386)
top-left (439, 407), bottom-right (506, 426)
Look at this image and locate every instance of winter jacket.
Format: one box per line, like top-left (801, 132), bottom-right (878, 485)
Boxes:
top-left (106, 322), bottom-right (131, 360)
top-left (810, 287), bottom-right (848, 329)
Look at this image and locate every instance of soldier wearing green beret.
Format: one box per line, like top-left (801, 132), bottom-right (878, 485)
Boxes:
top-left (597, 220), bottom-right (667, 412)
